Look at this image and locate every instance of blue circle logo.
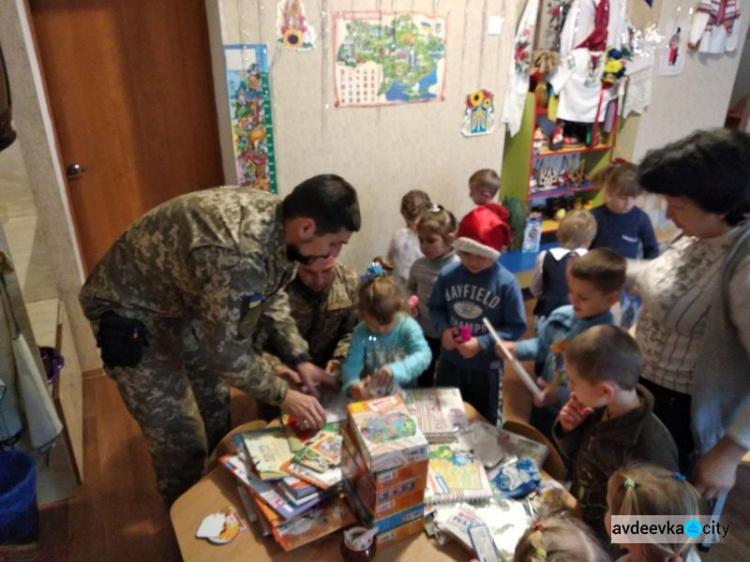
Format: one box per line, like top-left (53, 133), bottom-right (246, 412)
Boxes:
top-left (685, 519), bottom-right (702, 538)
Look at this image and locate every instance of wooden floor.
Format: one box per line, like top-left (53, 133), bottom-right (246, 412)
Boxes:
top-left (34, 317), bottom-right (750, 562)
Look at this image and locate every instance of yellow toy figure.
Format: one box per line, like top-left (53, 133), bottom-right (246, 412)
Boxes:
top-left (601, 49), bottom-right (626, 89)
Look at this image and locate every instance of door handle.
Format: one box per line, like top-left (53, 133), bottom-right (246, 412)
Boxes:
top-left (66, 163), bottom-right (87, 179)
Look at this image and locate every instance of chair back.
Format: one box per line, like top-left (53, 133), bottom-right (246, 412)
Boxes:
top-left (503, 419), bottom-right (567, 482)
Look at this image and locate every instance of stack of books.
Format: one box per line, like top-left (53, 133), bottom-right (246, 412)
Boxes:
top-left (341, 395), bottom-right (430, 549)
top-left (221, 424), bottom-right (355, 552)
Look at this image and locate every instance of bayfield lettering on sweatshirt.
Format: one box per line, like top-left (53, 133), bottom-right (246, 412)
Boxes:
top-left (428, 261), bottom-right (526, 371)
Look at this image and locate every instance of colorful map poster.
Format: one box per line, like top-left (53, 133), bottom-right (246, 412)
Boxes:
top-left (333, 12), bottom-right (447, 107)
top-left (224, 44), bottom-right (278, 193)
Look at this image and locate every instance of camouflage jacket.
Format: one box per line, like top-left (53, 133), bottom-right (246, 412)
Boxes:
top-left (258, 262), bottom-right (360, 375)
top-left (79, 187), bottom-right (309, 405)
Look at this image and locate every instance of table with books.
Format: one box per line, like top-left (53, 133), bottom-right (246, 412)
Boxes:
top-left (170, 389), bottom-right (578, 561)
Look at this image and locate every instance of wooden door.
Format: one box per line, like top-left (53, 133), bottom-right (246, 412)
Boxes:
top-left (29, 0), bottom-right (224, 272)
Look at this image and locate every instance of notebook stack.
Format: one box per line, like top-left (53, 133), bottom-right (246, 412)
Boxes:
top-left (341, 395), bottom-right (430, 549)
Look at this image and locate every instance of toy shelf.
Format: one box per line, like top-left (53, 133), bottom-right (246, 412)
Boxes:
top-left (535, 143), bottom-right (612, 157)
top-left (527, 183), bottom-right (599, 200)
top-left (500, 93), bottom-right (618, 242)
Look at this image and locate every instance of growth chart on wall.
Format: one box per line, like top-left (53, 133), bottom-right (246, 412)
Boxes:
top-left (333, 12), bottom-right (447, 107)
top-left (223, 44), bottom-right (278, 193)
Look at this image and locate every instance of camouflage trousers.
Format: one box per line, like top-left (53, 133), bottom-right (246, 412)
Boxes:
top-left (103, 317), bottom-right (230, 505)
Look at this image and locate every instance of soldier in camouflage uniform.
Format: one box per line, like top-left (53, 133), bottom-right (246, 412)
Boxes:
top-left (79, 175), bottom-right (360, 504)
top-left (255, 256), bottom-right (360, 419)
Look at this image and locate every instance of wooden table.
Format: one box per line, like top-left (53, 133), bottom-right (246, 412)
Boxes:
top-left (170, 403), bottom-right (577, 561)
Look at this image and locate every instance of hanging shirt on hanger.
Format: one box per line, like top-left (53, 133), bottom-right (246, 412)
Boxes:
top-left (689, 0), bottom-right (742, 54)
top-left (559, 0), bottom-right (629, 57)
top-left (549, 48), bottom-right (617, 122)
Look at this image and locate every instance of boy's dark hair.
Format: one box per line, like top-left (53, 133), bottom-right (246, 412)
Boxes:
top-left (400, 190), bottom-right (432, 223)
top-left (469, 169), bottom-right (500, 195)
top-left (638, 128), bottom-right (750, 226)
top-left (282, 174), bottom-right (361, 234)
top-left (564, 325), bottom-right (642, 390)
top-left (569, 247), bottom-right (626, 294)
top-left (591, 161), bottom-right (641, 198)
top-left (359, 276), bottom-right (402, 326)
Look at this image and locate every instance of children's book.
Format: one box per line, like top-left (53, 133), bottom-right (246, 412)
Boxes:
top-left (240, 426), bottom-right (294, 480)
top-left (402, 387), bottom-right (469, 442)
top-left (280, 458), bottom-right (343, 489)
top-left (281, 415), bottom-right (344, 453)
top-left (243, 471), bottom-right (331, 521)
top-left (424, 444), bottom-right (493, 505)
top-left (347, 395), bottom-right (429, 472)
top-left (292, 432), bottom-right (343, 473)
top-left (277, 476), bottom-right (318, 501)
top-left (272, 496), bottom-right (356, 552)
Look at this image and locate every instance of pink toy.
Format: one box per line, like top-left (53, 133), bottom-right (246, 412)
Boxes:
top-left (407, 295), bottom-right (419, 308)
top-left (459, 326), bottom-right (472, 343)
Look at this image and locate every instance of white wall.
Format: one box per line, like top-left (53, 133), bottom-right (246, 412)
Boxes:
top-left (631, 0), bottom-right (750, 161)
top-left (211, 0), bottom-right (523, 272)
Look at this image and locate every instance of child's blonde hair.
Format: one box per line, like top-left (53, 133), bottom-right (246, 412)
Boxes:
top-left (557, 210), bottom-right (597, 250)
top-left (514, 516), bottom-right (610, 562)
top-left (469, 169), bottom-right (501, 196)
top-left (608, 464), bottom-right (705, 562)
top-left (400, 190), bottom-right (432, 223)
top-left (592, 161), bottom-right (641, 198)
top-left (416, 204), bottom-right (458, 240)
top-left (359, 277), bottom-right (402, 326)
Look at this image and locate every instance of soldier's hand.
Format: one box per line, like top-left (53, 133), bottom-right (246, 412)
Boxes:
top-left (296, 362), bottom-right (337, 398)
top-left (280, 389), bottom-right (326, 430)
top-left (273, 364), bottom-right (302, 386)
top-left (325, 359), bottom-right (341, 376)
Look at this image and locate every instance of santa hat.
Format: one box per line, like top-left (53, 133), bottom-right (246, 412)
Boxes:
top-left (453, 203), bottom-right (512, 261)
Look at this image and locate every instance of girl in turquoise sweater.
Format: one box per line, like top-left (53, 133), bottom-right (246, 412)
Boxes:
top-left (342, 276), bottom-right (431, 401)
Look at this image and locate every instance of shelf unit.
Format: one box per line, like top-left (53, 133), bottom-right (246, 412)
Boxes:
top-left (501, 93), bottom-right (618, 239)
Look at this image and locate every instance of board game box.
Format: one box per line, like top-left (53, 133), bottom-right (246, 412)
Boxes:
top-left (346, 395), bottom-right (429, 472)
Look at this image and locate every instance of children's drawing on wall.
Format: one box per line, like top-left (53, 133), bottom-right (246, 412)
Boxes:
top-left (224, 45), bottom-right (278, 193)
top-left (659, 20), bottom-right (688, 76)
top-left (333, 12), bottom-right (447, 107)
top-left (277, 0), bottom-right (316, 51)
top-left (462, 90), bottom-right (496, 137)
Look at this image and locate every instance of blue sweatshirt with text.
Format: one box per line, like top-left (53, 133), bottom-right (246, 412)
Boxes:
top-left (428, 261), bottom-right (527, 371)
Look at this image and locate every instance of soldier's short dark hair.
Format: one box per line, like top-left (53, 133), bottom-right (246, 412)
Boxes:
top-left (638, 128), bottom-right (750, 226)
top-left (282, 174), bottom-right (361, 234)
top-left (569, 247), bottom-right (626, 295)
top-left (564, 325), bottom-right (642, 390)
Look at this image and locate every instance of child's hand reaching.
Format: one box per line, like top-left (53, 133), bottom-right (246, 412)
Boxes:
top-left (532, 378), bottom-right (561, 408)
top-left (559, 393), bottom-right (594, 432)
top-left (407, 295), bottom-right (419, 318)
top-left (457, 338), bottom-right (481, 359)
top-left (442, 327), bottom-right (460, 350)
top-left (349, 378), bottom-right (371, 402)
top-left (373, 365), bottom-right (393, 388)
top-left (494, 340), bottom-right (516, 359)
